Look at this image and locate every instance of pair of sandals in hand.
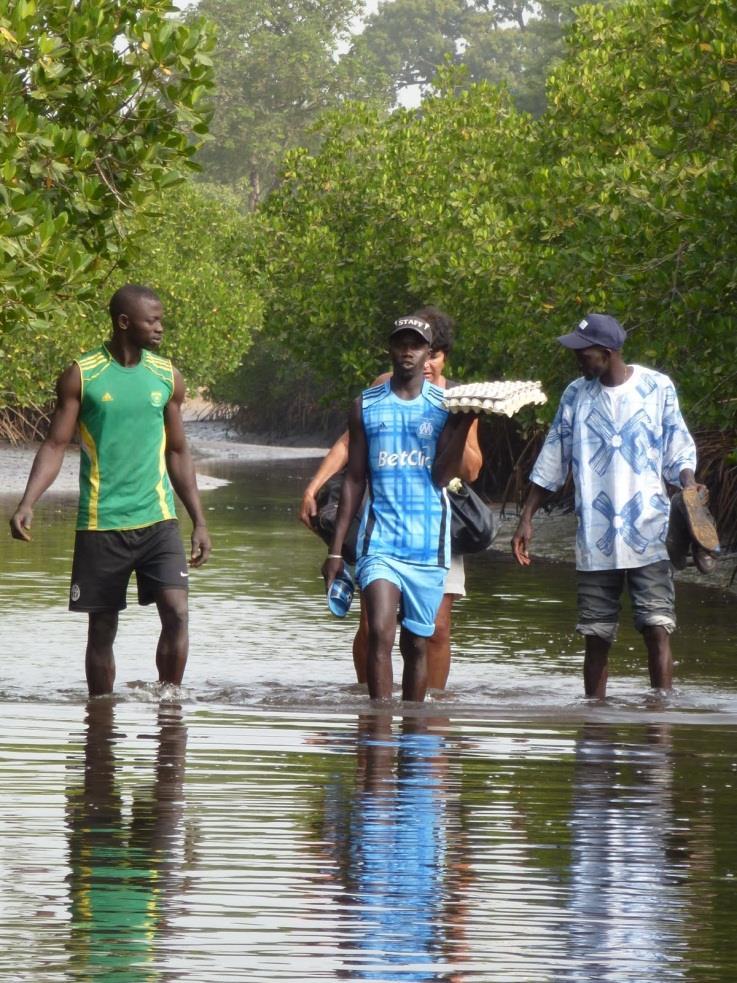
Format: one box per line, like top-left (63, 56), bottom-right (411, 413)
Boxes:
top-left (666, 486), bottom-right (720, 574)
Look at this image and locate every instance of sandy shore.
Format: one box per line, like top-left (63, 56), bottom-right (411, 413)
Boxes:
top-left (0, 420), bottom-right (329, 497)
top-left (187, 423), bottom-right (329, 469)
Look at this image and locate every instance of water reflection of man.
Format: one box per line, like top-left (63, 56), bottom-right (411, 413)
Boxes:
top-left (562, 723), bottom-right (686, 981)
top-left (65, 700), bottom-right (189, 979)
top-left (316, 712), bottom-right (471, 981)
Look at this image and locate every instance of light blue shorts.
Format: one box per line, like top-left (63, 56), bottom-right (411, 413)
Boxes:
top-left (356, 554), bottom-right (447, 638)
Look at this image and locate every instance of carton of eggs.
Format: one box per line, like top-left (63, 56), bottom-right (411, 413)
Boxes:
top-left (443, 381), bottom-right (547, 417)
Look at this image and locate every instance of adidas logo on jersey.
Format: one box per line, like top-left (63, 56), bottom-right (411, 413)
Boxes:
top-left (101, 392), bottom-right (113, 402)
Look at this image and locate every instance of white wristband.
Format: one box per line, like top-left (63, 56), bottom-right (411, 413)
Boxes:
top-left (327, 554), bottom-right (343, 560)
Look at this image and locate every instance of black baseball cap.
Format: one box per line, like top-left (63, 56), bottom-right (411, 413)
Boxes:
top-left (390, 316), bottom-right (433, 346)
top-left (558, 313), bottom-right (627, 351)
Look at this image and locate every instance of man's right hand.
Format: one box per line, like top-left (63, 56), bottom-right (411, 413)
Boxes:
top-left (511, 517), bottom-right (533, 567)
top-left (299, 489), bottom-right (318, 531)
top-left (10, 506), bottom-right (33, 542)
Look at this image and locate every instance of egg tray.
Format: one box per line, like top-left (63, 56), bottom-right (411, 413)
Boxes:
top-left (443, 381), bottom-right (547, 417)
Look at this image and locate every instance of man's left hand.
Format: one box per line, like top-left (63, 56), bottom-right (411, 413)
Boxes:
top-left (190, 523), bottom-right (211, 567)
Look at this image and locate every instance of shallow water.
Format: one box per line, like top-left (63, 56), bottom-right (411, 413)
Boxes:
top-left (4, 458), bottom-right (736, 713)
top-left (2, 458), bottom-right (737, 980)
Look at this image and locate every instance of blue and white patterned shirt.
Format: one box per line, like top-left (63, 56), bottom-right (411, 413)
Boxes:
top-left (530, 365), bottom-right (697, 571)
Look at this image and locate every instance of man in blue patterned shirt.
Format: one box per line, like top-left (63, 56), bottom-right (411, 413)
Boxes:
top-left (512, 313), bottom-right (699, 698)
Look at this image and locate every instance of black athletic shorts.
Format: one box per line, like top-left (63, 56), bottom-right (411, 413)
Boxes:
top-left (69, 519), bottom-right (188, 612)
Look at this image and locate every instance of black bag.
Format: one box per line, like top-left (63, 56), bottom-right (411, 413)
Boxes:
top-left (310, 472), bottom-right (360, 564)
top-left (448, 481), bottom-right (498, 554)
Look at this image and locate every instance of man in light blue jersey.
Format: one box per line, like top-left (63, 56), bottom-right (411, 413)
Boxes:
top-left (512, 313), bottom-right (700, 698)
top-left (322, 315), bottom-right (475, 702)
top-left (300, 308), bottom-right (482, 691)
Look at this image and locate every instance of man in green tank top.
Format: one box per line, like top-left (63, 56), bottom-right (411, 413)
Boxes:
top-left (9, 285), bottom-right (211, 695)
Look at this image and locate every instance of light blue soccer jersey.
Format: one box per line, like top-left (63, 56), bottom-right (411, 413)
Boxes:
top-left (357, 380), bottom-right (450, 568)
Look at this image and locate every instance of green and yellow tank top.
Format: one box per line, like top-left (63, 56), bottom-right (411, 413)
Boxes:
top-left (75, 344), bottom-right (177, 531)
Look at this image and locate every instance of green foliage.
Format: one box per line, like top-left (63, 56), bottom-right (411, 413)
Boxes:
top-left (345, 0), bottom-right (616, 115)
top-left (190, 0), bottom-right (368, 205)
top-left (247, 99), bottom-right (435, 399)
top-left (519, 0), bottom-right (737, 426)
top-left (248, 72), bottom-right (539, 405)
top-left (119, 183), bottom-right (262, 392)
top-left (345, 0), bottom-right (468, 99)
top-left (0, 0), bottom-right (214, 408)
top-left (185, 0), bottom-right (616, 228)
top-left (249, 0), bottom-right (737, 433)
top-left (464, 0), bottom-right (602, 116)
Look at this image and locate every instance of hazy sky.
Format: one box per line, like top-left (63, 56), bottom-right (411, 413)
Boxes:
top-left (358, 1), bottom-right (380, 25)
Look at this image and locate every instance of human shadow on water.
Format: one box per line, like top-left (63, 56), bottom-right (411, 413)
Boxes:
top-left (65, 699), bottom-right (189, 982)
top-left (314, 711), bottom-right (472, 982)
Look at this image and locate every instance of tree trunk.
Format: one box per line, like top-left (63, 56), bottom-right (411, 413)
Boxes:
top-left (248, 161), bottom-right (261, 211)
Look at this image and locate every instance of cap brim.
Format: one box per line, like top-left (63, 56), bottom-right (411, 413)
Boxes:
top-left (389, 326), bottom-right (431, 344)
top-left (557, 332), bottom-right (597, 349)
